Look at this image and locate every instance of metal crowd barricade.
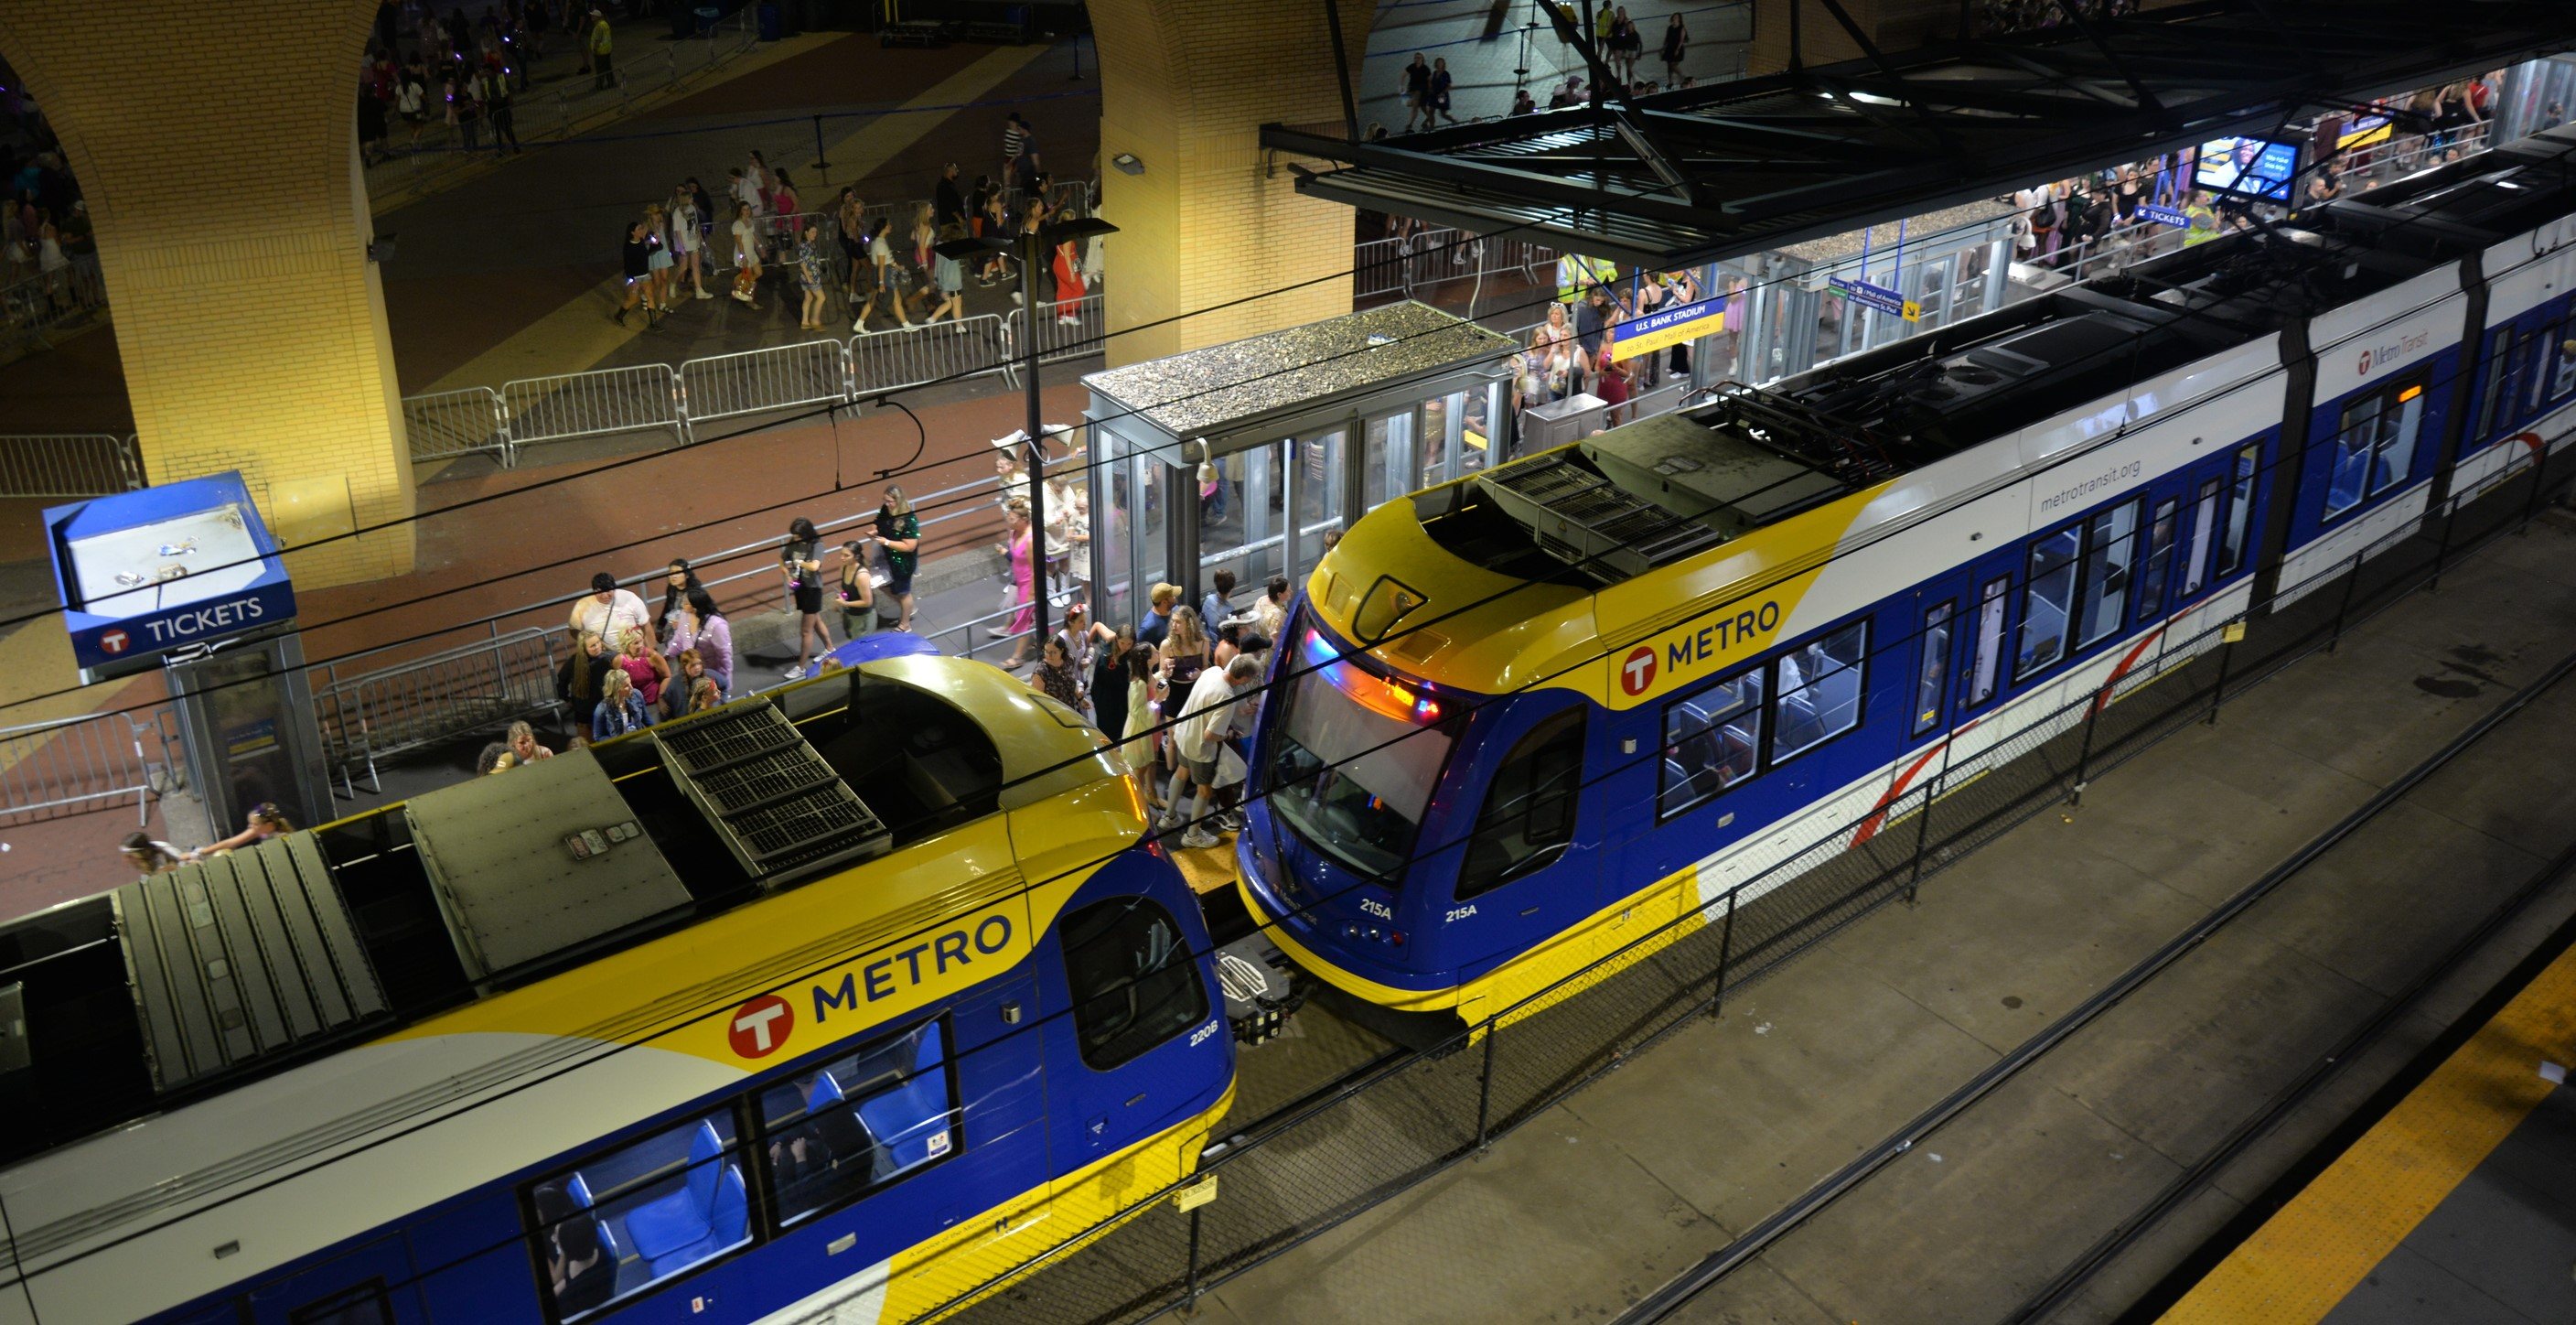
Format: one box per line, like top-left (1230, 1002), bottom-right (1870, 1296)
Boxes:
top-left (1001, 294), bottom-right (1106, 382)
top-left (309, 627), bottom-right (564, 796)
top-left (679, 340), bottom-right (854, 424)
top-left (0, 433), bottom-right (145, 497)
top-left (848, 315), bottom-right (1012, 395)
top-left (502, 364), bottom-right (690, 451)
top-left (401, 387), bottom-right (514, 467)
top-left (0, 706), bottom-right (180, 828)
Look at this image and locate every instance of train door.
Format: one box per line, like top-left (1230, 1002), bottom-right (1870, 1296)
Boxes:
top-left (1424, 699), bottom-right (1599, 1001)
top-left (1042, 892), bottom-right (1218, 1167)
top-left (242, 1234), bottom-right (426, 1325)
top-left (1946, 547), bottom-right (2021, 737)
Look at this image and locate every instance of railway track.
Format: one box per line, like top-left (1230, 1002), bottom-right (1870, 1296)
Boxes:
top-left (1615, 640), bottom-right (2576, 1325)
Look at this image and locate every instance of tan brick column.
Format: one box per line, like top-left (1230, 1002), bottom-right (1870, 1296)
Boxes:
top-left (0, 0), bottom-right (414, 585)
top-left (1089, 0), bottom-right (1370, 367)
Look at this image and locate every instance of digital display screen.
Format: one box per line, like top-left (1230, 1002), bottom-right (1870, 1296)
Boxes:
top-left (2195, 135), bottom-right (2301, 202)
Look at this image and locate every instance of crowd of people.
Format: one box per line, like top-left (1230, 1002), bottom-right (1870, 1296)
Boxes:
top-left (1021, 575), bottom-right (1293, 850)
top-left (1507, 263), bottom-right (1715, 425)
top-left (0, 75), bottom-right (88, 307)
top-left (609, 113), bottom-right (1099, 334)
top-left (354, 0), bottom-right (593, 164)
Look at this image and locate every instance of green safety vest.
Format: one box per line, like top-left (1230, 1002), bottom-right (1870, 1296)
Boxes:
top-left (1556, 253), bottom-right (1616, 303)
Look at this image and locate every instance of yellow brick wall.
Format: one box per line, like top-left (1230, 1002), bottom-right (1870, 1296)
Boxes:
top-left (1090, 0), bottom-right (1369, 367)
top-left (0, 0), bottom-right (415, 586)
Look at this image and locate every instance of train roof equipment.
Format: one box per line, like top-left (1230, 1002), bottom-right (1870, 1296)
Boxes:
top-left (0, 654), bottom-right (1098, 1169)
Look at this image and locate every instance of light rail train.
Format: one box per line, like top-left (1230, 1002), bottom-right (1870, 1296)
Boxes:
top-left (0, 656), bottom-right (1231, 1325)
top-left (1239, 124), bottom-right (2576, 1040)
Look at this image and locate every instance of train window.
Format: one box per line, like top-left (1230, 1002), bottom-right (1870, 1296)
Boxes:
top-left (1457, 708), bottom-right (1586, 898)
top-left (2473, 327), bottom-right (2511, 444)
top-left (2180, 478), bottom-right (2219, 597)
top-left (1062, 896), bottom-right (1209, 1071)
top-left (1968, 577), bottom-right (2008, 706)
top-left (2524, 323), bottom-right (2545, 412)
top-left (288, 1281), bottom-right (393, 1325)
top-left (1911, 602), bottom-right (1954, 738)
top-left (1658, 671), bottom-right (1763, 818)
top-left (1264, 624), bottom-right (1463, 882)
top-left (2136, 498), bottom-right (2179, 623)
top-left (2077, 500), bottom-right (2140, 649)
top-left (525, 1107), bottom-right (752, 1321)
top-left (2014, 525), bottom-right (2079, 680)
top-left (2549, 331), bottom-right (2576, 404)
top-left (758, 1019), bottom-right (959, 1229)
top-left (2324, 393), bottom-right (2377, 518)
top-left (1770, 620), bottom-right (1868, 764)
top-left (2367, 382), bottom-right (2427, 497)
top-left (2219, 445), bottom-right (2259, 577)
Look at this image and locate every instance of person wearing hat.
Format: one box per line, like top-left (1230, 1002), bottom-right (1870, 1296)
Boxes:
top-left (586, 8), bottom-right (614, 91)
top-left (1138, 582), bottom-right (1181, 649)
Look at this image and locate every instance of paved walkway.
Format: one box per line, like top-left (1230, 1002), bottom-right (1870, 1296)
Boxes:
top-left (0, 31), bottom-right (1100, 433)
top-left (1359, 0), bottom-right (1755, 131)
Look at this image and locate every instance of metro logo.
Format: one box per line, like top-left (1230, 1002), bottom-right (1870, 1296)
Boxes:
top-left (810, 914), bottom-right (1016, 1026)
top-left (1618, 647), bottom-right (1657, 696)
top-left (728, 995), bottom-right (793, 1058)
top-left (99, 629), bottom-right (129, 654)
top-left (1664, 601), bottom-right (1783, 674)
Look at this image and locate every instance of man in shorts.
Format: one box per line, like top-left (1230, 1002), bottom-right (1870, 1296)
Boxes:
top-left (1159, 654), bottom-right (1261, 849)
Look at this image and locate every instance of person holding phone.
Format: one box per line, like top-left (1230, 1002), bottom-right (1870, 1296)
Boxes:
top-left (780, 517), bottom-right (830, 680)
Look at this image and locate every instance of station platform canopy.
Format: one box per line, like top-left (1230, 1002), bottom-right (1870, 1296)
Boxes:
top-left (1264, 0), bottom-right (2575, 268)
top-left (1084, 300), bottom-right (1518, 458)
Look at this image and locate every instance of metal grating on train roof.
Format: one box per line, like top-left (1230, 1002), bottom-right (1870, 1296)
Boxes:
top-left (654, 700), bottom-right (890, 886)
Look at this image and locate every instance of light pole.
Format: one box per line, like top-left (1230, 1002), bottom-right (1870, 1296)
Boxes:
top-left (937, 211), bottom-right (1117, 646)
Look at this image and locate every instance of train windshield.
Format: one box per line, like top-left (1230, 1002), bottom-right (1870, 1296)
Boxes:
top-left (1264, 622), bottom-right (1462, 883)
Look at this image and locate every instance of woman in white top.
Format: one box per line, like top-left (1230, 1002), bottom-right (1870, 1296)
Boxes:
top-left (669, 188), bottom-right (708, 300)
top-left (728, 202), bottom-right (762, 307)
top-left (36, 210), bottom-right (65, 304)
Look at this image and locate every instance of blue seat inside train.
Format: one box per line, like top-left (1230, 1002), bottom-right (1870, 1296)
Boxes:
top-left (613, 1120), bottom-right (750, 1277)
top-left (857, 1023), bottom-right (950, 1169)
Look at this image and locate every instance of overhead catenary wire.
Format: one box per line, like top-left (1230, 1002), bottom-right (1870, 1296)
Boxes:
top-left (18, 267), bottom-right (2571, 1315)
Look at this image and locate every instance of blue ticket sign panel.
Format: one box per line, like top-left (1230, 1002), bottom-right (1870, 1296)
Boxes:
top-left (2137, 203), bottom-right (2192, 229)
top-left (48, 471), bottom-right (296, 679)
top-left (1830, 276), bottom-right (1918, 321)
top-left (1609, 296), bottom-right (1726, 362)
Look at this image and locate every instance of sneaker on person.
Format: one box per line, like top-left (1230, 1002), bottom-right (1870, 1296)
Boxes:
top-left (986, 625), bottom-right (1013, 638)
top-left (781, 664), bottom-right (806, 681)
top-left (1215, 811), bottom-right (1244, 833)
top-left (693, 288), bottom-right (713, 300)
top-left (1179, 827), bottom-right (1222, 850)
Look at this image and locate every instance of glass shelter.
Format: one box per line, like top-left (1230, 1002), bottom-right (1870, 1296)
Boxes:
top-left (1080, 302), bottom-right (1519, 627)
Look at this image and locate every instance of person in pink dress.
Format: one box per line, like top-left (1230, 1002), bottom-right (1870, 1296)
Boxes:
top-left (1002, 500), bottom-right (1037, 667)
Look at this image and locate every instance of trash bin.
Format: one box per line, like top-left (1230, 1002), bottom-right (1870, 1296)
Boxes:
top-left (757, 1), bottom-right (782, 40)
top-left (694, 5), bottom-right (720, 36)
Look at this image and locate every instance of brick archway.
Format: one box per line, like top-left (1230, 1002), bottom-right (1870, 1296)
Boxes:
top-left (0, 0), bottom-right (414, 585)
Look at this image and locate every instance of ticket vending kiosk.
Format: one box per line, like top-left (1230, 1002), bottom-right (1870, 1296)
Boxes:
top-left (47, 472), bottom-right (331, 836)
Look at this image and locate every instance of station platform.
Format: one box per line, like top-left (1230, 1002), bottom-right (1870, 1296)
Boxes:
top-left (2152, 922), bottom-right (2576, 1325)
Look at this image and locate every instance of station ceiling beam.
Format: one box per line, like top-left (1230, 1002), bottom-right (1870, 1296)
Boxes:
top-left (1261, 0), bottom-right (2575, 270)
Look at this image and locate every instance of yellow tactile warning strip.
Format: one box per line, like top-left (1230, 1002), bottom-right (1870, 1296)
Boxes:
top-left (1169, 840), bottom-right (1235, 896)
top-left (2160, 940), bottom-right (2576, 1324)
